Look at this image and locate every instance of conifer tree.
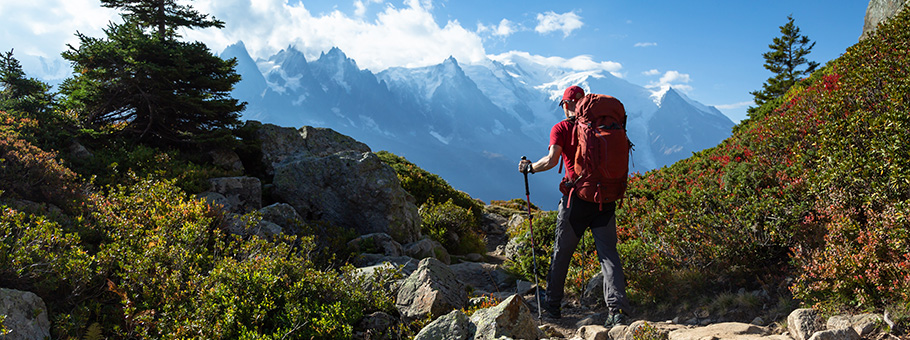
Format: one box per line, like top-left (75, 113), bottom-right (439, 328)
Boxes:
top-left (750, 15), bottom-right (819, 111)
top-left (0, 50), bottom-right (56, 117)
top-left (60, 0), bottom-right (244, 146)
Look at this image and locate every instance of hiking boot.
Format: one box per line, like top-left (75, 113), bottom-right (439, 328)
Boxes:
top-left (536, 290), bottom-right (561, 319)
top-left (604, 309), bottom-right (626, 328)
top-left (542, 302), bottom-right (561, 319)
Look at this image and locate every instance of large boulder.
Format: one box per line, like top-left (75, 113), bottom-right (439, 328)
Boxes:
top-left (828, 313), bottom-right (882, 337)
top-left (414, 310), bottom-right (474, 340)
top-left (470, 294), bottom-right (544, 340)
top-left (808, 327), bottom-right (861, 340)
top-left (396, 258), bottom-right (467, 322)
top-left (348, 233), bottom-right (403, 257)
top-left (250, 121), bottom-right (371, 175)
top-left (204, 176), bottom-right (262, 214)
top-left (259, 203), bottom-right (303, 231)
top-left (272, 150), bottom-right (420, 243)
top-left (789, 308), bottom-right (826, 340)
top-left (404, 236), bottom-right (451, 264)
top-left (861, 0), bottom-right (910, 40)
top-left (0, 288), bottom-right (50, 340)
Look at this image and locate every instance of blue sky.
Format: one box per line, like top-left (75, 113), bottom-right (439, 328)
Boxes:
top-left (1, 0), bottom-right (869, 122)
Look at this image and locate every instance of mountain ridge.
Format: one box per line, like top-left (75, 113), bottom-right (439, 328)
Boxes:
top-left (222, 42), bottom-right (735, 203)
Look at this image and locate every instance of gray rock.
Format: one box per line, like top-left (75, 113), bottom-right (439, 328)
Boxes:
top-left (808, 327), bottom-right (861, 340)
top-left (298, 125), bottom-right (372, 157)
top-left (608, 324), bottom-right (629, 340)
top-left (224, 213), bottom-right (282, 238)
top-left (827, 313), bottom-right (882, 337)
top-left (506, 214), bottom-right (525, 231)
top-left (0, 288), bottom-right (50, 340)
top-left (862, 0), bottom-right (910, 40)
top-left (464, 253), bottom-right (484, 262)
top-left (396, 258), bottom-right (467, 322)
top-left (348, 233), bottom-right (403, 257)
top-left (197, 192), bottom-right (229, 210)
top-left (575, 325), bottom-right (609, 340)
top-left (353, 255), bottom-right (419, 282)
top-left (503, 237), bottom-right (521, 263)
top-left (404, 237), bottom-right (451, 264)
top-left (207, 176), bottom-right (262, 214)
top-left (788, 309), bottom-right (825, 340)
top-left (414, 310), bottom-right (474, 340)
top-left (259, 203), bottom-right (302, 230)
top-left (358, 311), bottom-right (397, 334)
top-left (208, 148), bottom-right (244, 173)
top-left (583, 272), bottom-right (605, 307)
top-left (481, 212), bottom-right (508, 235)
top-left (273, 150), bottom-right (420, 243)
top-left (470, 294), bottom-right (544, 340)
top-left (250, 122), bottom-right (371, 175)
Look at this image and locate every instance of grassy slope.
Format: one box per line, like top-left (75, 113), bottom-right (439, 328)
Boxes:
top-left (617, 5), bottom-right (910, 313)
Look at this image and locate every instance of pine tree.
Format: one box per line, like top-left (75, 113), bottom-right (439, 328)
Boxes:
top-left (60, 0), bottom-right (244, 146)
top-left (750, 15), bottom-right (820, 112)
top-left (0, 49), bottom-right (56, 117)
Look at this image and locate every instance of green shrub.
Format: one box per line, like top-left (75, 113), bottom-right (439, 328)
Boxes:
top-left (619, 4), bottom-right (910, 312)
top-left (0, 112), bottom-right (84, 209)
top-left (0, 177), bottom-right (397, 339)
top-left (65, 140), bottom-right (236, 193)
top-left (504, 209), bottom-right (602, 298)
top-left (376, 150), bottom-right (483, 224)
top-left (420, 199), bottom-right (485, 255)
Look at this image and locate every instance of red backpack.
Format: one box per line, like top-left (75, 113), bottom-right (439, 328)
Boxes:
top-left (563, 94), bottom-right (631, 207)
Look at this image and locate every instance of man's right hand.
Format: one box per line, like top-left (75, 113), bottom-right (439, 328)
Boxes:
top-left (518, 159), bottom-right (533, 174)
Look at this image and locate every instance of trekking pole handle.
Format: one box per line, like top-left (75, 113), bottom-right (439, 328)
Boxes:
top-left (521, 156), bottom-right (530, 196)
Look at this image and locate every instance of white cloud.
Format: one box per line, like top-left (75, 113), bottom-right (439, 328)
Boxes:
top-left (0, 0), bottom-right (118, 77)
top-left (186, 0), bottom-right (486, 72)
top-left (1, 0), bottom-right (486, 77)
top-left (715, 101), bottom-right (752, 110)
top-left (490, 51), bottom-right (623, 78)
top-left (354, 0), bottom-right (384, 17)
top-left (634, 42), bottom-right (657, 47)
top-left (478, 19), bottom-right (517, 37)
top-left (646, 70), bottom-right (693, 95)
top-left (642, 69), bottom-right (660, 76)
top-left (534, 11), bottom-right (583, 38)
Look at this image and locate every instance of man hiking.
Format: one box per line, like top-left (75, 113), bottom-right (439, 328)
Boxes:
top-left (518, 85), bottom-right (630, 327)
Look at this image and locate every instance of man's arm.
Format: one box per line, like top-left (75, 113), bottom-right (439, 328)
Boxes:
top-left (519, 144), bottom-right (562, 173)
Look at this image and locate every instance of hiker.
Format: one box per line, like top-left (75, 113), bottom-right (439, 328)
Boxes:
top-left (518, 85), bottom-right (631, 327)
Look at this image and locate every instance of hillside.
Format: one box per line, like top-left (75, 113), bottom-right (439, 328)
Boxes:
top-left (615, 2), bottom-right (910, 313)
top-left (1, 2), bottom-right (909, 340)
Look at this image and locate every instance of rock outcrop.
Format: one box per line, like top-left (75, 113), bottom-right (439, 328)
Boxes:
top-left (0, 288), bottom-right (51, 340)
top-left (396, 257), bottom-right (468, 322)
top-left (414, 310), bottom-right (475, 340)
top-left (470, 295), bottom-right (544, 340)
top-left (251, 121), bottom-right (420, 244)
top-left (862, 0), bottom-right (910, 40)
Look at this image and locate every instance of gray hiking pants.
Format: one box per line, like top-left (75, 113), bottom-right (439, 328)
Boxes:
top-left (545, 194), bottom-right (630, 312)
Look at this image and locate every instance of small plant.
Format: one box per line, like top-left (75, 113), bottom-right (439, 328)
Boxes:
top-left (462, 294), bottom-right (503, 316)
top-left (632, 321), bottom-right (667, 340)
top-left (419, 199), bottom-right (485, 255)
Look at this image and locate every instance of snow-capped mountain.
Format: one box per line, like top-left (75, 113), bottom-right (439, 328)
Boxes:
top-left (221, 42), bottom-right (734, 204)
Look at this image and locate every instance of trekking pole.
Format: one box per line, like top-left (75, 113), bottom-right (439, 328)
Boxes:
top-left (521, 156), bottom-right (543, 319)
